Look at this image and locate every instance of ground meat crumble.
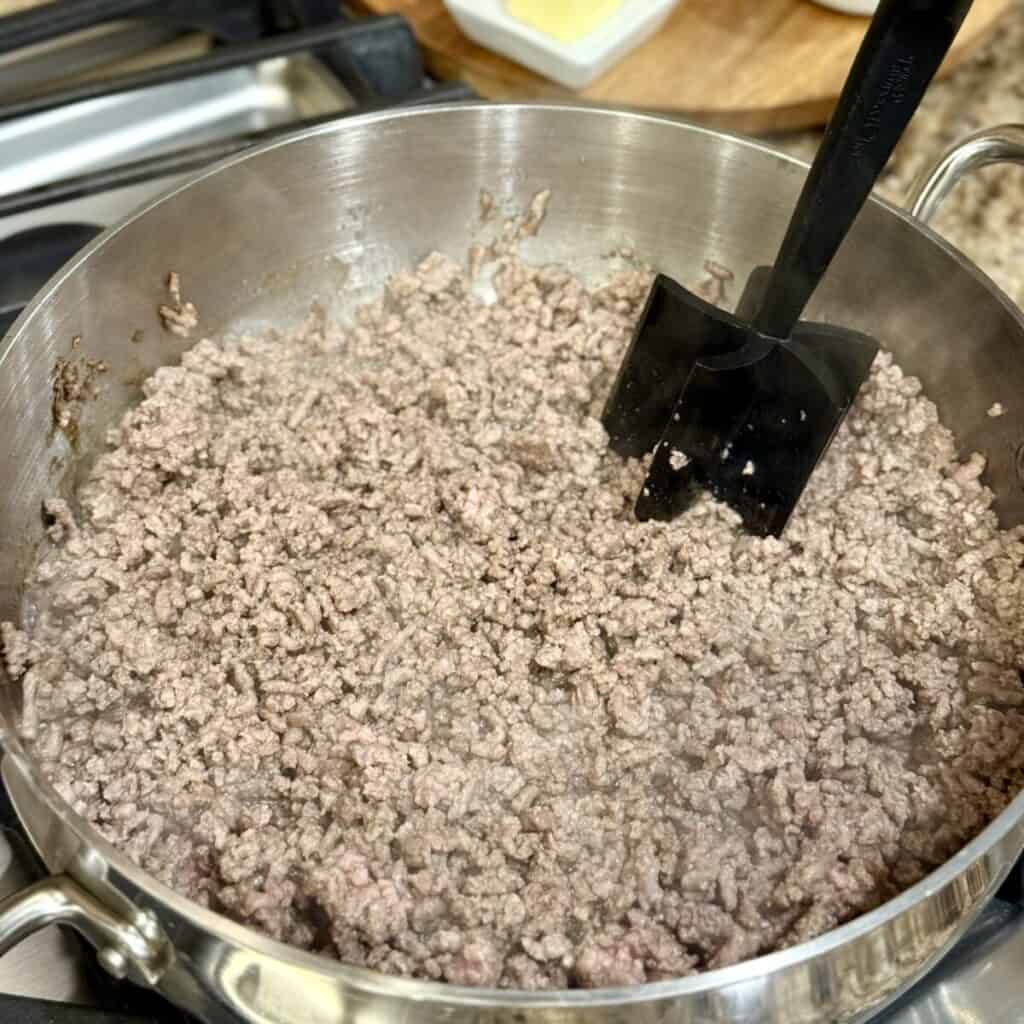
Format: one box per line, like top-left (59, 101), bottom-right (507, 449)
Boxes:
top-left (3, 247), bottom-right (1024, 990)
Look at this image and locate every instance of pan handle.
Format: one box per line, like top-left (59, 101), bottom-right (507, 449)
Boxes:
top-left (0, 874), bottom-right (169, 986)
top-left (907, 124), bottom-right (1024, 224)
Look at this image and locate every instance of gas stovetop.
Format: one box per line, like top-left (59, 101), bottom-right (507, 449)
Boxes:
top-left (0, 3), bottom-right (1022, 1021)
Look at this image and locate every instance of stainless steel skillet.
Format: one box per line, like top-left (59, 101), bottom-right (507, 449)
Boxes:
top-left (0, 105), bottom-right (1023, 1024)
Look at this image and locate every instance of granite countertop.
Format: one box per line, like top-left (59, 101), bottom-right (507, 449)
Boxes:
top-left (777, 0), bottom-right (1024, 308)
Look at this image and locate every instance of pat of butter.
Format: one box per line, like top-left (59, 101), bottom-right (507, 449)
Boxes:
top-left (506, 0), bottom-right (624, 42)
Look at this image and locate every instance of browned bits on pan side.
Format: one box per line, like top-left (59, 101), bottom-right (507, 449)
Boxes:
top-left (158, 271), bottom-right (199, 338)
top-left (50, 336), bottom-right (108, 446)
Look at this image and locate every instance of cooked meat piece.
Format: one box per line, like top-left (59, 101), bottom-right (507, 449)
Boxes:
top-left (4, 235), bottom-right (1024, 989)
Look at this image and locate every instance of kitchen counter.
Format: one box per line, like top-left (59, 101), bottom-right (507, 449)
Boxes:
top-left (777, 0), bottom-right (1024, 307)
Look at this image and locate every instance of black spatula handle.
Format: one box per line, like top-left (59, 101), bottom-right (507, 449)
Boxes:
top-left (755, 0), bottom-right (974, 340)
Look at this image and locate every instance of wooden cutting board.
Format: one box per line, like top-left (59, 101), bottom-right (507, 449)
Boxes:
top-left (350, 0), bottom-right (1012, 133)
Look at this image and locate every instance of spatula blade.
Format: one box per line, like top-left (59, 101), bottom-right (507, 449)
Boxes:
top-left (636, 324), bottom-right (879, 535)
top-left (602, 273), bottom-right (747, 459)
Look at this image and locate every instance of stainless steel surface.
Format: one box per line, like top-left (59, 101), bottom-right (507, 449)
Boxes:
top-left (0, 875), bottom-right (169, 986)
top-left (0, 52), bottom-right (351, 197)
top-left (875, 901), bottom-right (1024, 1023)
top-left (2, 104), bottom-right (1024, 1024)
top-left (0, 19), bottom-right (184, 101)
top-left (908, 123), bottom-right (1024, 224)
top-left (0, 177), bottom-right (202, 237)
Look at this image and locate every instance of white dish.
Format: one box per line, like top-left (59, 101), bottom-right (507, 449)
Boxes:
top-left (811, 0), bottom-right (879, 14)
top-left (444, 0), bottom-right (679, 91)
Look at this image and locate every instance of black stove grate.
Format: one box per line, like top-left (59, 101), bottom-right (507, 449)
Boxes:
top-left (0, 992), bottom-right (173, 1024)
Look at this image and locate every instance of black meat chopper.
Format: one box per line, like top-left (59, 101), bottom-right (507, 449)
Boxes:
top-left (602, 0), bottom-right (974, 537)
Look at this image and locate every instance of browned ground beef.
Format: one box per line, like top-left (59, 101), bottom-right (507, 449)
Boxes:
top-left (3, 242), bottom-right (1024, 989)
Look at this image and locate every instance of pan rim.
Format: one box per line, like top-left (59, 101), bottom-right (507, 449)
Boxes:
top-left (2, 99), bottom-right (1023, 1010)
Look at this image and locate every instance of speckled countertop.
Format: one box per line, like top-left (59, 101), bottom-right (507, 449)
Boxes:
top-left (777, 0), bottom-right (1024, 307)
